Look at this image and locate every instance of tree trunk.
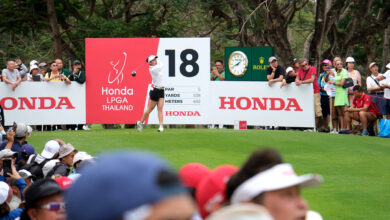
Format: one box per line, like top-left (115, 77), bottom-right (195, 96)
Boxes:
top-left (308, 0), bottom-right (327, 68)
top-left (46, 0), bottom-right (62, 59)
top-left (381, 25), bottom-right (389, 73)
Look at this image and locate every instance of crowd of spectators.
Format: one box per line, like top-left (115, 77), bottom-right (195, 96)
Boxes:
top-left (209, 56), bottom-right (389, 136)
top-left (1, 58), bottom-right (87, 131)
top-left (265, 56), bottom-right (390, 136)
top-left (1, 58), bottom-right (85, 85)
top-left (0, 125), bottom-right (324, 220)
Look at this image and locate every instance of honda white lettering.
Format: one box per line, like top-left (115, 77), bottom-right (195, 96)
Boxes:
top-left (0, 97), bottom-right (76, 110)
top-left (165, 111), bottom-right (201, 116)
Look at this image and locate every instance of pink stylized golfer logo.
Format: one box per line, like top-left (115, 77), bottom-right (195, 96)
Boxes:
top-left (108, 52), bottom-right (127, 85)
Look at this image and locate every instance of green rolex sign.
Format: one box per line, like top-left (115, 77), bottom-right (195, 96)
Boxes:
top-left (225, 47), bottom-right (274, 81)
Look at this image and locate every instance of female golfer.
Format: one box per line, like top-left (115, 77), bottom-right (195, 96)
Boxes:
top-left (137, 55), bottom-right (165, 132)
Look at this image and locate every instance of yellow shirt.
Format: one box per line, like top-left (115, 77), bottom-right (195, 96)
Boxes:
top-left (44, 72), bottom-right (68, 82)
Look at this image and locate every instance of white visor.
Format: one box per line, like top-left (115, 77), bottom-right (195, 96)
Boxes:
top-left (231, 163), bottom-right (322, 204)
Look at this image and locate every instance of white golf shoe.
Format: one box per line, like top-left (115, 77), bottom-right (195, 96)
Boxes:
top-left (136, 121), bottom-right (143, 132)
top-left (157, 126), bottom-right (164, 132)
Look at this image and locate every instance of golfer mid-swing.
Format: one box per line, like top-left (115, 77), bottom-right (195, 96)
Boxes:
top-left (137, 55), bottom-right (165, 132)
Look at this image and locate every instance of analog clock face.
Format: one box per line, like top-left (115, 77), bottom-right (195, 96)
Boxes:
top-left (228, 51), bottom-right (248, 77)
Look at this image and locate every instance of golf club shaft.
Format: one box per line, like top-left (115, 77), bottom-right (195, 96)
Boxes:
top-left (134, 61), bottom-right (147, 72)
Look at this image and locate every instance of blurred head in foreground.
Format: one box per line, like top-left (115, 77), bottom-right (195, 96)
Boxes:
top-left (65, 151), bottom-right (195, 220)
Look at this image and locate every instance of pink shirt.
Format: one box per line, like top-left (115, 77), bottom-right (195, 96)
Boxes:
top-left (298, 66), bottom-right (320, 94)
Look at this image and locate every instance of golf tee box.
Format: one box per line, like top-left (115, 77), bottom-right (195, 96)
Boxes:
top-left (234, 120), bottom-right (247, 130)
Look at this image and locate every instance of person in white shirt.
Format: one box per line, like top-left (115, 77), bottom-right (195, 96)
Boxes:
top-left (382, 63), bottom-right (390, 119)
top-left (137, 55), bottom-right (165, 132)
top-left (366, 62), bottom-right (389, 117)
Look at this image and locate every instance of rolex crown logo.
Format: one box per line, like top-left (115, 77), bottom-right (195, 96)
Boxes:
top-left (259, 57), bottom-right (264, 64)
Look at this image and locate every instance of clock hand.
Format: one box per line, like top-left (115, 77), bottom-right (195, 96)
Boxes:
top-left (234, 61), bottom-right (241, 67)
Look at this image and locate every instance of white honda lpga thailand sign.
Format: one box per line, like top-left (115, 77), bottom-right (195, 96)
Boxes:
top-left (208, 81), bottom-right (315, 127)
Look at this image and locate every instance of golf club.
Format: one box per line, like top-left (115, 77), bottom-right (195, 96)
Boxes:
top-left (131, 61), bottom-right (148, 77)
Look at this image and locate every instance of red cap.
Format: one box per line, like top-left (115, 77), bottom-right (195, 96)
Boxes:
top-left (55, 176), bottom-right (73, 190)
top-left (178, 163), bottom-right (211, 188)
top-left (196, 165), bottom-right (238, 219)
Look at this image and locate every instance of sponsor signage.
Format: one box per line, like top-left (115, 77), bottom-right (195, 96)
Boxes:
top-left (209, 81), bottom-right (315, 127)
top-left (0, 83), bottom-right (85, 126)
top-left (86, 38), bottom-right (210, 124)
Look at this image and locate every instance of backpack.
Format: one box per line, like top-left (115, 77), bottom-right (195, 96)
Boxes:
top-left (23, 155), bottom-right (49, 179)
top-left (45, 162), bottom-right (66, 178)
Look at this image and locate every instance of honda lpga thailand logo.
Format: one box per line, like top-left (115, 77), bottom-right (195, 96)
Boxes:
top-left (107, 52), bottom-right (127, 85)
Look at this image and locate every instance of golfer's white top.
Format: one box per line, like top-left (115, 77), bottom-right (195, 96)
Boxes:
top-left (149, 60), bottom-right (164, 87)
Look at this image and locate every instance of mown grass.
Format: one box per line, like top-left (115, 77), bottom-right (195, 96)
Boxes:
top-left (28, 127), bottom-right (390, 219)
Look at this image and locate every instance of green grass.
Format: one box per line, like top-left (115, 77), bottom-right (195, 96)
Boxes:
top-left (28, 127), bottom-right (390, 219)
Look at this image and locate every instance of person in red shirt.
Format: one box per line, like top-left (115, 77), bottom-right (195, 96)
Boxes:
top-left (342, 85), bottom-right (379, 136)
top-left (295, 58), bottom-right (322, 130)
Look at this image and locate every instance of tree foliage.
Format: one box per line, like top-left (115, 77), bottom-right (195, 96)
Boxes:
top-left (0, 0), bottom-right (389, 72)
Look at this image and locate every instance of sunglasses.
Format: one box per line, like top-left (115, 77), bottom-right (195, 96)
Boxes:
top-left (336, 63), bottom-right (342, 66)
top-left (38, 202), bottom-right (65, 211)
top-left (301, 63), bottom-right (308, 68)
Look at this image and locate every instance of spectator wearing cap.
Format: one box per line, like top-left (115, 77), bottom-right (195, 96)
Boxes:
top-left (2, 60), bottom-right (22, 91)
top-left (45, 144), bottom-right (77, 178)
top-left (71, 151), bottom-right (94, 174)
top-left (38, 63), bottom-right (48, 77)
top-left (17, 144), bottom-right (36, 170)
top-left (295, 58), bottom-right (322, 130)
top-left (196, 165), bottom-right (238, 219)
top-left (281, 66), bottom-right (294, 88)
top-left (66, 151), bottom-right (195, 220)
top-left (367, 62), bottom-right (389, 117)
top-left (345, 57), bottom-right (362, 104)
top-left (25, 140), bottom-right (61, 180)
top-left (341, 85), bottom-right (379, 136)
top-left (227, 148), bottom-right (322, 220)
top-left (18, 170), bottom-right (36, 187)
top-left (0, 123), bottom-right (30, 159)
top-left (54, 176), bottom-right (73, 190)
top-left (266, 56), bottom-right (285, 87)
top-left (2, 158), bottom-right (27, 210)
top-left (27, 65), bottom-right (43, 82)
top-left (0, 149), bottom-right (18, 175)
top-left (282, 58), bottom-right (299, 87)
top-left (178, 163), bottom-right (212, 220)
top-left (68, 60), bottom-right (85, 84)
top-left (0, 181), bottom-right (23, 219)
top-left (211, 60), bottom-right (225, 81)
top-left (178, 163), bottom-right (211, 196)
top-left (20, 178), bottom-right (65, 220)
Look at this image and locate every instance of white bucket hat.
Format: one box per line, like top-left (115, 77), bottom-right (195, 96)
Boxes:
top-left (231, 163), bottom-right (323, 204)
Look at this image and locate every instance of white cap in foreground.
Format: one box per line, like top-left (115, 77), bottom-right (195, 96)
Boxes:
top-left (231, 163), bottom-right (323, 204)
